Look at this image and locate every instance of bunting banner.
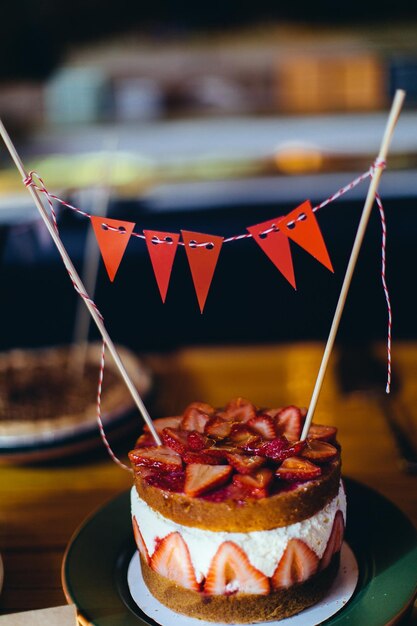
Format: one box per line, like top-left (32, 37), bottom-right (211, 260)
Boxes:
top-left (22, 161), bottom-right (392, 391)
top-left (181, 230), bottom-right (224, 313)
top-left (277, 200), bottom-right (334, 273)
top-left (247, 218), bottom-right (296, 289)
top-left (90, 216), bottom-right (135, 282)
top-left (144, 230), bottom-right (180, 303)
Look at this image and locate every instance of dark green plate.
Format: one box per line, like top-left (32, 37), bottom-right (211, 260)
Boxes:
top-left (62, 478), bottom-right (417, 626)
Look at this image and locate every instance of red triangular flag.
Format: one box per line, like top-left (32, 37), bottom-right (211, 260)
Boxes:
top-left (277, 201), bottom-right (334, 272)
top-left (144, 230), bottom-right (180, 303)
top-left (247, 218), bottom-right (296, 289)
top-left (181, 230), bottom-right (224, 313)
top-left (90, 216), bottom-right (135, 282)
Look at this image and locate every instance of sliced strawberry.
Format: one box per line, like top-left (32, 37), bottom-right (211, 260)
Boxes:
top-left (264, 407), bottom-right (282, 419)
top-left (320, 510), bottom-right (345, 570)
top-left (128, 445), bottom-right (183, 471)
top-left (248, 414), bottom-right (276, 440)
top-left (204, 541), bottom-right (269, 595)
top-left (222, 398), bottom-right (257, 423)
top-left (183, 451), bottom-right (226, 465)
top-left (271, 539), bottom-right (319, 589)
top-left (161, 427), bottom-right (190, 455)
top-left (144, 416), bottom-right (182, 434)
top-left (238, 435), bottom-right (263, 454)
top-left (184, 464), bottom-right (232, 497)
top-left (275, 406), bottom-right (304, 442)
top-left (225, 452), bottom-right (265, 474)
top-left (232, 468), bottom-right (273, 498)
top-left (258, 437), bottom-right (306, 462)
top-left (132, 516), bottom-right (150, 564)
top-left (181, 402), bottom-right (214, 433)
top-left (301, 440), bottom-right (338, 463)
top-left (307, 423), bottom-right (338, 442)
top-left (134, 432), bottom-right (157, 448)
top-left (205, 416), bottom-right (233, 439)
top-left (229, 423), bottom-right (256, 444)
top-left (275, 457), bottom-right (321, 481)
top-left (187, 431), bottom-right (211, 451)
top-left (150, 531), bottom-right (199, 591)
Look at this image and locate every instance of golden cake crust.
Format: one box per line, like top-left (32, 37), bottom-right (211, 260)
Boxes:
top-left (134, 457), bottom-right (341, 532)
top-left (140, 553), bottom-right (340, 623)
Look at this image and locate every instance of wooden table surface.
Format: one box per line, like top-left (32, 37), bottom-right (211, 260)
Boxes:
top-left (1, 342), bottom-right (417, 622)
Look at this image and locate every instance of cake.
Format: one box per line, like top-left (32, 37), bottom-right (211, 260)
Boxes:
top-left (128, 398), bottom-right (345, 623)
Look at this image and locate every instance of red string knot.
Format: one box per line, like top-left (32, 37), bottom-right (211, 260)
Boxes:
top-left (373, 158), bottom-right (386, 171)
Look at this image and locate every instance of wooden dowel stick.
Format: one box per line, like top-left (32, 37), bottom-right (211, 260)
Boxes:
top-left (0, 118), bottom-right (162, 446)
top-left (301, 89), bottom-right (406, 441)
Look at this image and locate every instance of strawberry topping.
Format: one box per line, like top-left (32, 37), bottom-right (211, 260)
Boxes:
top-left (271, 539), bottom-right (319, 589)
top-left (204, 541), bottom-right (270, 595)
top-left (132, 401), bottom-right (339, 499)
top-left (150, 531), bottom-right (200, 591)
top-left (184, 464), bottom-right (233, 497)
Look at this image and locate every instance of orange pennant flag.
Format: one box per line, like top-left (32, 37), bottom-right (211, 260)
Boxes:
top-left (277, 200), bottom-right (334, 272)
top-left (247, 218), bottom-right (296, 289)
top-left (144, 230), bottom-right (180, 303)
top-left (181, 230), bottom-right (224, 313)
top-left (90, 216), bottom-right (135, 282)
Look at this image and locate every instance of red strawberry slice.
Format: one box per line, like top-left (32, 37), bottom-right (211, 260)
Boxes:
top-left (275, 406), bottom-right (304, 442)
top-left (184, 464), bottom-right (232, 497)
top-left (320, 510), bottom-right (345, 570)
top-left (301, 440), bottom-right (338, 463)
top-left (128, 445), bottom-right (183, 471)
top-left (205, 416), bottom-right (233, 439)
top-left (264, 407), bottom-right (283, 419)
top-left (132, 516), bottom-right (150, 564)
top-left (204, 541), bottom-right (269, 595)
top-left (150, 531), bottom-right (199, 591)
top-left (275, 457), bottom-right (321, 481)
top-left (232, 468), bottom-right (273, 498)
top-left (307, 423), bottom-right (338, 442)
top-left (181, 402), bottom-right (214, 433)
top-left (271, 539), bottom-right (319, 589)
top-left (144, 416), bottom-right (182, 434)
top-left (225, 452), bottom-right (265, 474)
top-left (248, 414), bottom-right (276, 440)
top-left (161, 427), bottom-right (190, 455)
top-left (187, 431), bottom-right (211, 451)
top-left (222, 398), bottom-right (257, 423)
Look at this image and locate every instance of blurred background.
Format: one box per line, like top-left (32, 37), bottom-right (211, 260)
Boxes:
top-left (0, 2), bottom-right (416, 353)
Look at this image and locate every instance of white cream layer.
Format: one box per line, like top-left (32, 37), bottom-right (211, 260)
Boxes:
top-left (131, 482), bottom-right (346, 583)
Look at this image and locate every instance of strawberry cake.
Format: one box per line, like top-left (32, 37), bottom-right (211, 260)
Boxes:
top-left (129, 399), bottom-right (346, 623)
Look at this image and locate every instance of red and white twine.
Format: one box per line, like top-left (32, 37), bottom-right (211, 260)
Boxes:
top-left (22, 158), bottom-right (392, 469)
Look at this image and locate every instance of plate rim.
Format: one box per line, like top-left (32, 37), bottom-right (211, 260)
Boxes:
top-left (62, 477), bottom-right (417, 626)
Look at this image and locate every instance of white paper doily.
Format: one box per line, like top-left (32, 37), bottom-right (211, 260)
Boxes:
top-left (127, 542), bottom-right (359, 626)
